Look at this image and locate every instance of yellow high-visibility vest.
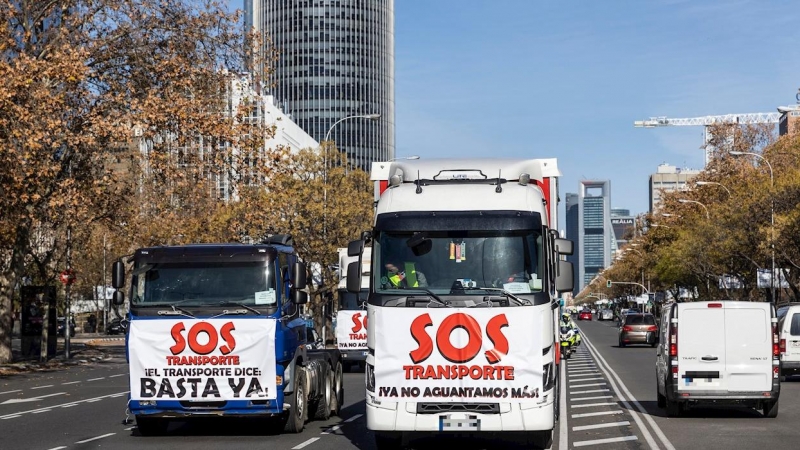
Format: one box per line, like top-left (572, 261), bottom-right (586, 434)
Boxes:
top-left (388, 262), bottom-right (419, 287)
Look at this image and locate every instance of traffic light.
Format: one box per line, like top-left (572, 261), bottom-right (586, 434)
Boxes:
top-left (606, 280), bottom-right (612, 288)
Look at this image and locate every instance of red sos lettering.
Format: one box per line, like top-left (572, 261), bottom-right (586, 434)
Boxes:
top-left (170, 321), bottom-right (237, 355)
top-left (351, 312), bottom-right (368, 333)
top-left (409, 313), bottom-right (509, 365)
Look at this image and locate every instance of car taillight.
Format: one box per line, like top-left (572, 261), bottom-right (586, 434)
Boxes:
top-left (669, 323), bottom-right (678, 357)
top-left (780, 338), bottom-right (786, 355)
top-left (708, 303), bottom-right (722, 308)
top-left (646, 325), bottom-right (658, 332)
top-left (623, 325), bottom-right (633, 332)
top-left (772, 323), bottom-right (779, 359)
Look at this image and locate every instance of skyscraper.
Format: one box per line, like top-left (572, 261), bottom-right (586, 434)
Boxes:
top-left (565, 193), bottom-right (580, 294)
top-left (649, 163), bottom-right (700, 212)
top-left (565, 181), bottom-right (614, 294)
top-left (245, 0), bottom-right (395, 172)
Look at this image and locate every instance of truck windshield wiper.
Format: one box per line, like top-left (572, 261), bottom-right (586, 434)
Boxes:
top-left (403, 288), bottom-right (449, 307)
top-left (219, 301), bottom-right (262, 315)
top-left (465, 287), bottom-right (531, 306)
top-left (141, 302), bottom-right (197, 318)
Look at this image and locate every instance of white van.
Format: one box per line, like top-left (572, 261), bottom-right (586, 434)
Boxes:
top-left (777, 302), bottom-right (800, 380)
top-left (655, 300), bottom-right (780, 418)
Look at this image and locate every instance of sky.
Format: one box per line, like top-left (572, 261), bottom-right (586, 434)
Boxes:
top-left (230, 0), bottom-right (800, 229)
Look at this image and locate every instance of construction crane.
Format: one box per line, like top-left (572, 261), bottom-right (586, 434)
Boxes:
top-left (634, 112), bottom-right (781, 167)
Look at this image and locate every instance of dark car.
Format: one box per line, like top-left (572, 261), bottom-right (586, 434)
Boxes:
top-left (618, 313), bottom-right (658, 347)
top-left (578, 309), bottom-right (592, 321)
top-left (57, 317), bottom-right (75, 337)
top-left (106, 318), bottom-right (124, 335)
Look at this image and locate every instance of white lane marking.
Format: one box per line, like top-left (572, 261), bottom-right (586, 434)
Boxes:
top-left (46, 447), bottom-right (67, 450)
top-left (0, 390), bottom-right (21, 395)
top-left (574, 436), bottom-right (638, 447)
top-left (0, 391), bottom-right (129, 420)
top-left (568, 370), bottom-right (600, 374)
top-left (570, 395), bottom-right (614, 402)
top-left (568, 376), bottom-right (605, 382)
top-left (569, 382), bottom-right (607, 388)
top-left (582, 334), bottom-right (677, 450)
top-left (344, 414), bottom-right (363, 423)
top-left (62, 381), bottom-right (81, 385)
top-left (571, 389), bottom-right (610, 394)
top-left (571, 410), bottom-right (624, 419)
top-left (86, 377), bottom-right (105, 382)
top-left (570, 402), bottom-right (618, 408)
top-left (322, 424), bottom-right (341, 434)
top-left (292, 437), bottom-right (320, 449)
top-left (30, 385), bottom-right (54, 390)
top-left (109, 374), bottom-right (126, 378)
top-left (75, 433), bottom-right (116, 444)
top-left (0, 392), bottom-right (66, 405)
top-left (573, 421), bottom-right (630, 431)
top-left (32, 409), bottom-right (52, 413)
top-left (125, 427), bottom-right (135, 431)
top-left (558, 360), bottom-right (568, 450)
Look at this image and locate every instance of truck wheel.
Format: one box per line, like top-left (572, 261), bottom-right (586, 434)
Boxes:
top-left (330, 361), bottom-right (344, 417)
top-left (313, 362), bottom-right (333, 421)
top-left (657, 387), bottom-right (666, 408)
top-left (374, 431), bottom-right (403, 450)
top-left (284, 367), bottom-right (308, 433)
top-left (529, 430), bottom-right (553, 449)
top-left (136, 416), bottom-right (169, 436)
top-left (342, 361), bottom-right (352, 372)
top-left (763, 399), bottom-right (779, 418)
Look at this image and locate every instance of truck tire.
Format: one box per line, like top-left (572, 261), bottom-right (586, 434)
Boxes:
top-left (342, 361), bottom-right (353, 373)
top-left (312, 361), bottom-right (333, 421)
top-left (529, 430), bottom-right (553, 449)
top-left (657, 387), bottom-right (666, 408)
top-left (374, 431), bottom-right (403, 450)
top-left (285, 367), bottom-right (308, 433)
top-left (665, 396), bottom-right (682, 417)
top-left (136, 416), bottom-right (169, 436)
top-left (763, 399), bottom-right (779, 418)
top-left (330, 361), bottom-right (344, 417)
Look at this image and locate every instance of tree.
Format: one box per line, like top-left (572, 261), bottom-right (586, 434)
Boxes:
top-left (0, 1), bottom-right (270, 363)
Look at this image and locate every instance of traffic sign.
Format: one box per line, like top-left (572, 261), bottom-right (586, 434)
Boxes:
top-left (59, 269), bottom-right (76, 285)
top-left (606, 280), bottom-right (612, 288)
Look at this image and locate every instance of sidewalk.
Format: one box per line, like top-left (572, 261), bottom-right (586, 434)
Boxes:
top-left (1, 333), bottom-right (125, 376)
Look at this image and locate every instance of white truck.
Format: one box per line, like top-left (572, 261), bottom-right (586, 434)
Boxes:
top-left (345, 158), bottom-right (574, 449)
top-left (335, 246), bottom-right (372, 371)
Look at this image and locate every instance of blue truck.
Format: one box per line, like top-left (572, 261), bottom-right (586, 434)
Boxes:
top-left (110, 235), bottom-right (343, 435)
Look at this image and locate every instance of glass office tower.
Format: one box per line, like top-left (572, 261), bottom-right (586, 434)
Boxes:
top-left (245, 0), bottom-right (395, 171)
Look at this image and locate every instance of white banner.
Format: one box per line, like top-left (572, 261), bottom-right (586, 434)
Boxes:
top-left (129, 318), bottom-right (277, 401)
top-left (372, 306), bottom-right (543, 403)
top-left (336, 310), bottom-right (368, 351)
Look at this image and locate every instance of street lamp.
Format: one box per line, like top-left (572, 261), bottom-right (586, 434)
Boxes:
top-left (650, 224), bottom-right (671, 229)
top-left (730, 151), bottom-right (775, 302)
top-left (696, 181), bottom-right (731, 196)
top-left (661, 212), bottom-right (681, 218)
top-left (677, 198), bottom-right (710, 219)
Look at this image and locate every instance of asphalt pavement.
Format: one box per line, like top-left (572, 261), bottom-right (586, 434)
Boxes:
top-left (3, 322), bottom-right (800, 449)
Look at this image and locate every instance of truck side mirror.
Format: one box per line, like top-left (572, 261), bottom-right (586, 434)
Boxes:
top-left (348, 239), bottom-right (365, 257)
top-left (112, 290), bottom-right (125, 306)
top-left (346, 261), bottom-right (362, 293)
top-left (292, 290), bottom-right (308, 305)
top-left (292, 262), bottom-right (307, 290)
top-left (554, 238), bottom-right (573, 256)
top-left (555, 260), bottom-right (574, 293)
top-left (112, 260), bottom-right (125, 289)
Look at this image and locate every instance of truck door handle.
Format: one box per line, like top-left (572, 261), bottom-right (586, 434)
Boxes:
top-left (701, 356), bottom-right (718, 361)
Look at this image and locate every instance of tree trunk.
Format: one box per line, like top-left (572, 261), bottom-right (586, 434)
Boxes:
top-left (0, 226), bottom-right (29, 364)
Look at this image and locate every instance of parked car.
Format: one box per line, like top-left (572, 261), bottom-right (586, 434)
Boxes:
top-left (618, 313), bottom-right (657, 347)
top-left (57, 317), bottom-right (75, 337)
top-left (106, 318), bottom-right (124, 335)
top-left (599, 309), bottom-right (614, 321)
top-left (655, 300), bottom-right (780, 418)
top-left (578, 309), bottom-right (592, 321)
top-left (777, 302), bottom-right (800, 381)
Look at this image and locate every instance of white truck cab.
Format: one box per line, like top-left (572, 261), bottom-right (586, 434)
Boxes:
top-left (655, 300), bottom-right (780, 418)
top-left (777, 302), bottom-right (800, 381)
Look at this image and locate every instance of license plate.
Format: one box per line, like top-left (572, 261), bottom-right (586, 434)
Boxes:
top-left (439, 414), bottom-right (480, 431)
top-left (363, 351), bottom-right (369, 356)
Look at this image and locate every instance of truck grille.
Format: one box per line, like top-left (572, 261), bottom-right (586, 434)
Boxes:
top-left (179, 401), bottom-right (227, 409)
top-left (416, 403), bottom-right (500, 414)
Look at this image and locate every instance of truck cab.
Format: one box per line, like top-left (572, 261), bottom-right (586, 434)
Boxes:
top-left (335, 246), bottom-right (371, 371)
top-left (110, 235), bottom-right (344, 435)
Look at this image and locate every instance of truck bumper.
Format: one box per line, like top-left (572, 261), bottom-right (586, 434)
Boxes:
top-left (130, 399), bottom-right (286, 418)
top-left (365, 396), bottom-right (554, 432)
top-left (340, 349), bottom-right (368, 363)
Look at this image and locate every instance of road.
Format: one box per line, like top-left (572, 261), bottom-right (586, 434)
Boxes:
top-left (3, 322), bottom-right (800, 450)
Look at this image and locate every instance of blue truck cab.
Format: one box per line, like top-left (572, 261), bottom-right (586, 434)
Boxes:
top-left (110, 235), bottom-right (343, 436)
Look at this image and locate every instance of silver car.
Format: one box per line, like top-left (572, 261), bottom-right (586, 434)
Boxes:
top-left (600, 309), bottom-right (614, 321)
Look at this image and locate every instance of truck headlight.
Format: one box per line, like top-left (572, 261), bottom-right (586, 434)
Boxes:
top-left (366, 362), bottom-right (376, 392)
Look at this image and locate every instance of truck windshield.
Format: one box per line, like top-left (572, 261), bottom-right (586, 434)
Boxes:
top-left (339, 290), bottom-right (369, 310)
top-left (131, 261), bottom-right (278, 307)
top-left (374, 230), bottom-right (544, 295)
